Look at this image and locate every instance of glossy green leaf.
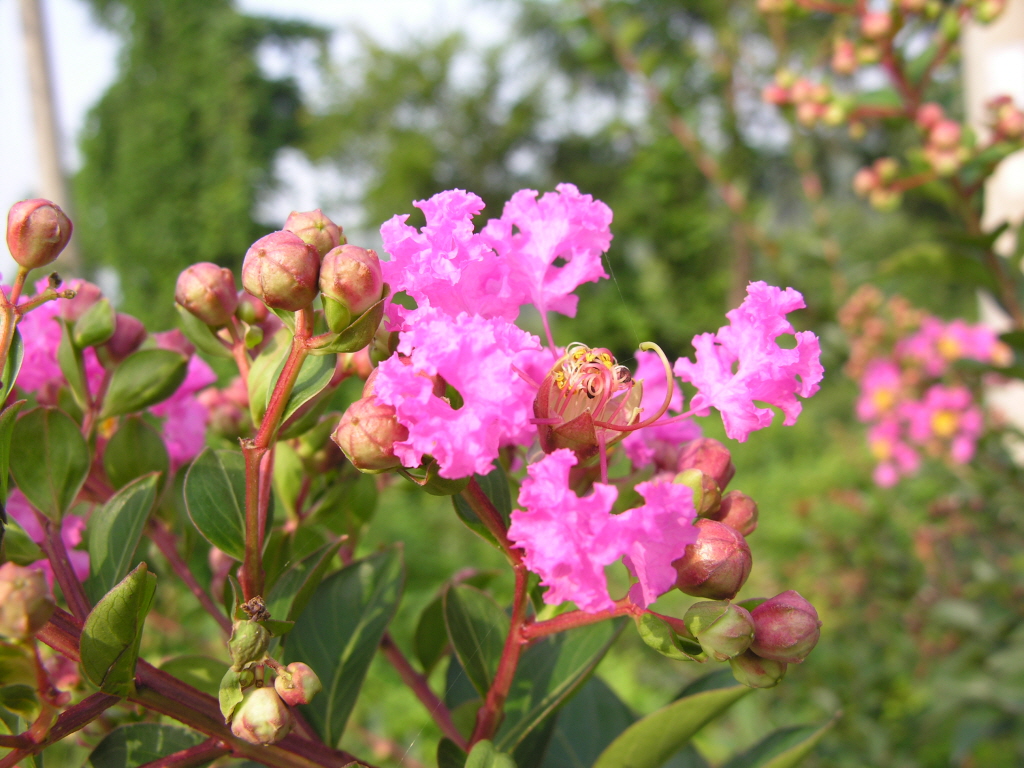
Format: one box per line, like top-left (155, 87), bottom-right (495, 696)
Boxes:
top-left (0, 329), bottom-right (23, 403)
top-left (264, 539), bottom-right (343, 623)
top-left (438, 738), bottom-right (468, 768)
top-left (159, 655), bottom-right (228, 699)
top-left (444, 584), bottom-right (509, 697)
top-left (720, 716), bottom-right (838, 768)
top-left (466, 740), bottom-right (517, 768)
top-left (636, 613), bottom-right (706, 661)
top-left (100, 349), bottom-right (189, 419)
top-left (247, 331), bottom-right (290, 425)
top-left (592, 681), bottom-right (751, 768)
top-left (540, 676), bottom-right (635, 768)
top-left (272, 441), bottom-right (304, 519)
top-left (0, 400), bottom-right (25, 505)
top-left (494, 619), bottom-right (625, 752)
top-left (219, 667), bottom-right (245, 722)
top-left (0, 685), bottom-right (39, 721)
top-left (414, 595), bottom-right (448, 674)
top-left (88, 723), bottom-right (206, 768)
top-left (80, 563), bottom-right (157, 697)
top-left (73, 297), bottom-right (115, 348)
top-left (309, 293), bottom-right (387, 355)
top-left (175, 304), bottom-right (233, 360)
top-left (184, 448), bottom-right (246, 561)
top-left (57, 320), bottom-right (90, 409)
top-left (10, 406), bottom-right (90, 521)
top-left (85, 474), bottom-right (159, 604)
top-left (265, 349), bottom-right (335, 427)
top-left (103, 417), bottom-right (170, 491)
top-left (284, 546), bottom-right (404, 747)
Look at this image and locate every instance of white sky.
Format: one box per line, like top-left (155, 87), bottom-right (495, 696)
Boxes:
top-left (0, 0), bottom-right (511, 276)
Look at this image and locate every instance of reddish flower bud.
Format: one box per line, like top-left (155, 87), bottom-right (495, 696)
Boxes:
top-left (0, 563), bottom-right (56, 640)
top-left (860, 11), bottom-right (892, 40)
top-left (332, 396), bottom-right (408, 472)
top-left (59, 281), bottom-right (102, 322)
top-left (710, 490), bottom-right (759, 536)
top-left (852, 168), bottom-right (878, 198)
top-left (319, 245), bottom-right (384, 332)
top-left (683, 600), bottom-right (755, 661)
top-left (283, 209), bottom-right (343, 259)
top-left (729, 650), bottom-right (787, 688)
top-left (103, 314), bottom-right (147, 362)
top-left (242, 231), bottom-right (320, 312)
top-left (749, 590), bottom-right (822, 663)
top-left (831, 38), bottom-right (857, 76)
top-left (231, 687), bottom-right (293, 745)
top-left (673, 519), bottom-right (752, 600)
top-left (6, 199), bottom-right (72, 270)
top-left (915, 102), bottom-right (945, 131)
top-left (677, 438), bottom-right (735, 490)
top-left (274, 662), bottom-right (322, 706)
top-left (762, 84), bottom-right (790, 105)
top-left (929, 119), bottom-right (962, 150)
top-left (175, 263), bottom-right (238, 327)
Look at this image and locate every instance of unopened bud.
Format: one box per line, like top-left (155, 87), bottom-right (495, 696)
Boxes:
top-left (274, 662), bottom-right (322, 706)
top-left (929, 119), bottom-right (961, 150)
top-left (831, 38), bottom-right (857, 76)
top-left (860, 11), bottom-right (892, 40)
top-left (915, 102), bottom-right (944, 131)
top-left (762, 84), bottom-right (790, 105)
top-left (852, 167), bottom-right (878, 197)
top-left (242, 231), bottom-right (321, 312)
top-left (231, 687), bottom-right (293, 745)
top-left (229, 620), bottom-right (270, 669)
top-left (0, 563), bottom-right (55, 640)
top-left (319, 245), bottom-right (384, 332)
top-left (674, 468), bottom-right (721, 517)
top-left (103, 314), bottom-right (147, 362)
top-left (283, 209), bottom-right (343, 259)
top-left (711, 490), bottom-right (759, 536)
top-left (749, 590), bottom-right (822, 663)
top-left (59, 281), bottom-right (102, 322)
top-left (332, 396), bottom-right (408, 472)
top-left (677, 438), bottom-right (735, 490)
top-left (673, 519), bottom-right (752, 600)
top-left (729, 650), bottom-right (787, 688)
top-left (6, 199), bottom-right (72, 270)
top-left (683, 600), bottom-right (755, 661)
top-left (236, 292), bottom-right (269, 325)
top-left (176, 263), bottom-right (238, 327)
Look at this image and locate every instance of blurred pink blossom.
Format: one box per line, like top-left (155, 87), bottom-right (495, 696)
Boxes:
top-left (6, 490), bottom-right (90, 586)
top-left (856, 358), bottom-right (902, 422)
top-left (903, 384), bottom-right (983, 463)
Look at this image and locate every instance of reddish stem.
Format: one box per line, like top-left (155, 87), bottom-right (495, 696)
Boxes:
top-left (135, 738), bottom-right (230, 768)
top-left (522, 598), bottom-right (641, 642)
top-left (459, 479), bottom-right (522, 566)
top-left (227, 319), bottom-right (251, 385)
top-left (35, 510), bottom-right (91, 621)
top-left (0, 692), bottom-right (120, 768)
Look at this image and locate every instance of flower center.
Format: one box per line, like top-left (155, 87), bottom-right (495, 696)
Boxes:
top-left (931, 409), bottom-right (959, 438)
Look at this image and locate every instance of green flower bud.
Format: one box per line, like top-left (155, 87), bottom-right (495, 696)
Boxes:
top-left (6, 199), bottom-right (72, 270)
top-left (0, 562), bottom-right (56, 640)
top-left (230, 687), bottom-right (293, 745)
top-left (683, 600), bottom-right (755, 661)
top-left (274, 661), bottom-right (322, 706)
top-left (729, 650), bottom-right (787, 688)
top-left (229, 620), bottom-right (270, 669)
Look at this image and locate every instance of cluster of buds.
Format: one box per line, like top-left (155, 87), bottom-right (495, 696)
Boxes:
top-left (915, 104), bottom-right (970, 177)
top-left (987, 96), bottom-right (1024, 141)
top-left (5, 199), bottom-right (73, 271)
top-left (762, 73), bottom-right (846, 128)
top-left (852, 157), bottom-right (903, 212)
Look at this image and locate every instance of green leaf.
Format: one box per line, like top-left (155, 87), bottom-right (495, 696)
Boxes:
top-left (100, 349), bottom-right (189, 419)
top-left (540, 676), bottom-right (635, 768)
top-left (0, 329), bottom-right (23, 403)
top-left (438, 738), bottom-right (468, 768)
top-left (466, 740), bottom-right (518, 768)
top-left (592, 681), bottom-right (752, 768)
top-left (88, 723), bottom-right (205, 768)
top-left (495, 619), bottom-right (625, 752)
top-left (414, 596), bottom-right (448, 674)
top-left (0, 685), bottom-right (39, 721)
top-left (175, 304), bottom-right (233, 360)
top-left (443, 584), bottom-right (509, 697)
top-left (259, 618), bottom-right (294, 636)
top-left (264, 539), bottom-right (343, 623)
top-left (0, 400), bottom-right (25, 506)
top-left (283, 546), bottom-right (405, 747)
top-left (159, 655), bottom-right (228, 699)
top-left (720, 717), bottom-right (838, 768)
top-left (219, 667), bottom-right (245, 722)
top-left (635, 613), bottom-right (706, 661)
top-left (10, 406), bottom-right (91, 521)
top-left (80, 563), bottom-right (158, 697)
top-left (184, 449), bottom-right (247, 561)
top-left (272, 441), bottom-right (304, 519)
top-left (453, 465), bottom-right (512, 548)
top-left (103, 417), bottom-right (170, 491)
top-left (309, 293), bottom-right (387, 355)
top-left (247, 331), bottom-right (290, 426)
top-left (73, 298), bottom-right (115, 348)
top-left (855, 88), bottom-right (903, 110)
top-left (57, 320), bottom-right (90, 410)
top-left (1, 519), bottom-right (43, 564)
top-left (85, 474), bottom-right (159, 604)
top-left (266, 350), bottom-right (335, 426)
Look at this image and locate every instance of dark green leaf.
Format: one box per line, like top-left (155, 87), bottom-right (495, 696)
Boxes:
top-left (159, 655), bottom-right (228, 699)
top-left (57, 320), bottom-right (89, 410)
top-left (540, 676), bottom-right (634, 768)
top-left (184, 449), bottom-right (246, 561)
top-left (175, 304), bottom-right (233, 360)
top-left (284, 546), bottom-right (405, 746)
top-left (266, 350), bottom-right (335, 427)
top-left (88, 723), bottom-right (205, 768)
top-left (494, 619), bottom-right (625, 752)
top-left (414, 596), bottom-right (448, 674)
top-left (10, 406), bottom-right (90, 521)
top-left (635, 613), bottom-right (706, 661)
top-left (720, 717), bottom-right (838, 768)
top-left (1, 519), bottom-right (43, 564)
top-left (444, 584), bottom-right (509, 697)
top-left (100, 349), bottom-right (189, 419)
top-left (103, 417), bottom-right (170, 491)
top-left (85, 474), bottom-right (159, 603)
top-left (0, 329), bottom-right (23, 403)
top-left (0, 400), bottom-right (25, 505)
top-left (592, 682), bottom-right (751, 768)
top-left (264, 540), bottom-right (343, 623)
top-left (466, 740), bottom-right (517, 768)
top-left (0, 685), bottom-right (39, 721)
top-left (438, 738), bottom-right (468, 768)
top-left (80, 563), bottom-right (157, 697)
top-left (73, 298), bottom-right (115, 348)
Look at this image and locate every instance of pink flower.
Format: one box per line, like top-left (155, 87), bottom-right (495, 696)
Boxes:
top-left (898, 318), bottom-right (1009, 375)
top-left (150, 333), bottom-right (217, 467)
top-left (867, 417), bottom-right (919, 487)
top-left (674, 282), bottom-right (823, 442)
top-left (6, 490), bottom-right (90, 586)
top-left (482, 184), bottom-right (612, 320)
top-left (903, 384), bottom-right (983, 463)
top-left (373, 309), bottom-right (542, 478)
top-left (622, 349), bottom-right (702, 470)
top-left (856, 358), bottom-right (902, 422)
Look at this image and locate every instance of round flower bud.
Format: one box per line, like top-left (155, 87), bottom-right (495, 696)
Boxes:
top-left (677, 438), bottom-right (735, 490)
top-left (241, 231), bottom-right (320, 312)
top-left (6, 199), bottom-right (72, 270)
top-left (59, 281), bottom-right (102, 322)
top-left (283, 209), bottom-right (343, 259)
top-left (929, 119), bottom-right (962, 151)
top-left (229, 620), bottom-right (271, 669)
top-left (915, 102), bottom-right (944, 131)
top-left (332, 396), bottom-right (409, 472)
top-left (175, 263), bottom-right (238, 327)
top-left (711, 490), bottom-right (759, 536)
top-left (319, 245), bottom-right (384, 332)
top-left (103, 314), bottom-right (147, 362)
top-left (683, 600), bottom-right (755, 661)
top-left (274, 662), bottom-right (322, 706)
top-left (852, 168), bottom-right (878, 198)
top-left (673, 519), bottom-right (752, 600)
top-left (749, 590), bottom-right (822, 663)
top-left (729, 650), bottom-right (787, 689)
top-left (860, 11), bottom-right (892, 40)
top-left (0, 562), bottom-right (56, 640)
top-left (230, 687), bottom-right (293, 745)
top-left (674, 468), bottom-right (721, 517)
